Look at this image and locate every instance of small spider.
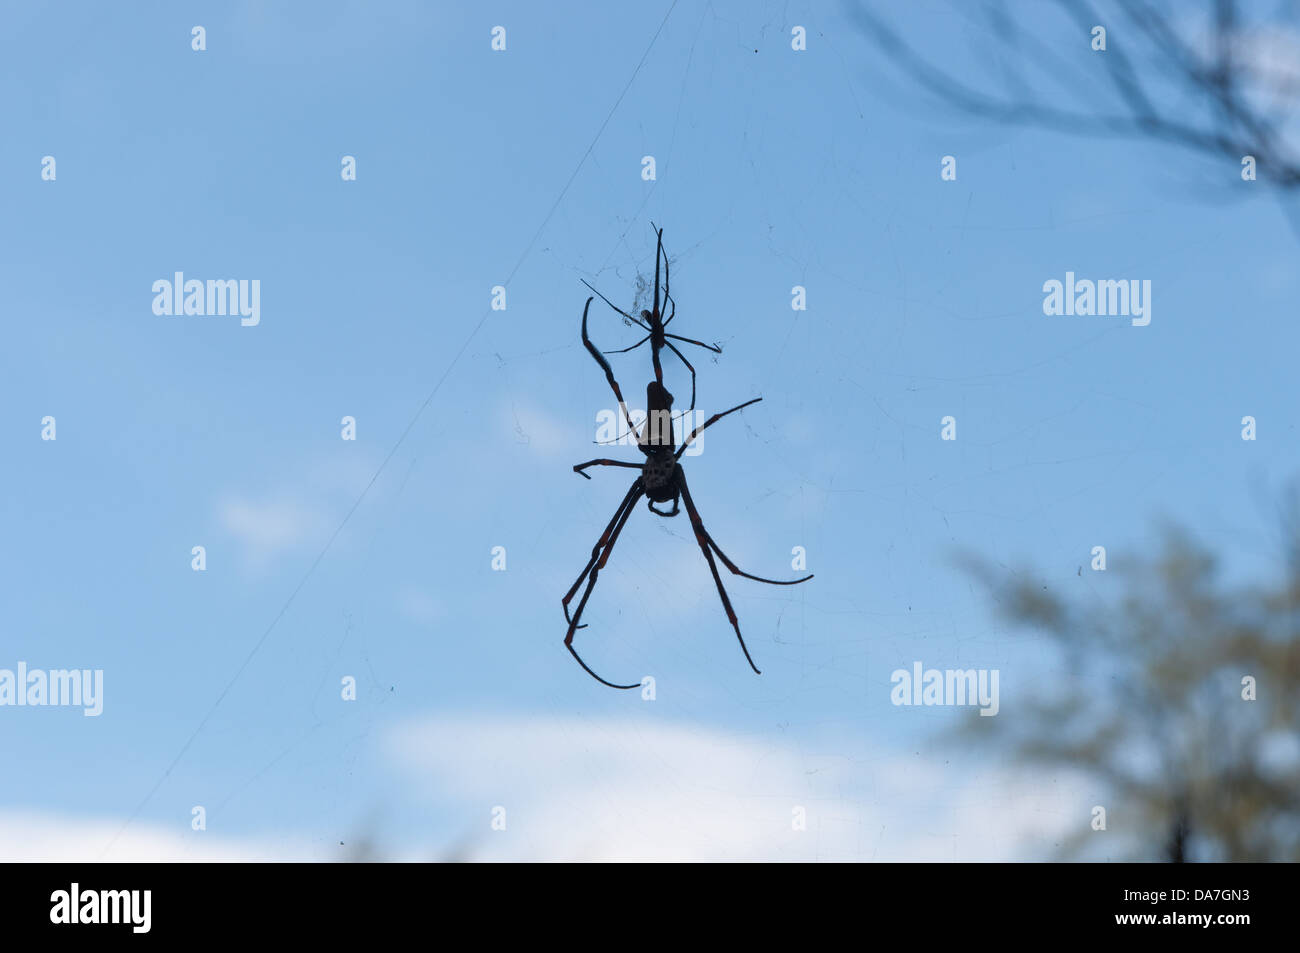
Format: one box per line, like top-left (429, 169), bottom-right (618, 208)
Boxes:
top-left (563, 297), bottom-right (813, 689)
top-left (581, 224), bottom-right (721, 414)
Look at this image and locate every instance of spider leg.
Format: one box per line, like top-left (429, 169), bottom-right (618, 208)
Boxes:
top-left (652, 226), bottom-right (664, 324)
top-left (603, 332), bottom-right (652, 355)
top-left (664, 340), bottom-right (699, 413)
top-left (678, 485), bottom-right (814, 586)
top-left (706, 534), bottom-right (814, 585)
top-left (582, 297), bottom-right (639, 436)
top-left (573, 458), bottom-right (643, 480)
top-left (647, 491), bottom-right (680, 517)
top-left (665, 332), bottom-right (722, 354)
top-left (675, 397), bottom-right (763, 459)
top-left (563, 479), bottom-right (645, 690)
top-left (642, 224), bottom-right (670, 390)
top-left (563, 478), bottom-right (642, 626)
top-left (647, 222), bottom-right (668, 319)
top-left (581, 280), bottom-right (650, 331)
top-left (673, 468), bottom-right (762, 675)
top-left (568, 643), bottom-right (638, 691)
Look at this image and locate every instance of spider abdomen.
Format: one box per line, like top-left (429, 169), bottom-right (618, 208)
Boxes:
top-left (642, 455), bottom-right (678, 499)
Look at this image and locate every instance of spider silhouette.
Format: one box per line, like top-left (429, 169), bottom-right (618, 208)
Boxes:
top-left (581, 224), bottom-right (721, 413)
top-left (563, 297), bottom-right (813, 689)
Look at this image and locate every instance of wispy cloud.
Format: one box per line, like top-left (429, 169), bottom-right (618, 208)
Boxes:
top-left (219, 497), bottom-right (328, 570)
top-left (396, 587), bottom-right (443, 625)
top-left (506, 400), bottom-right (582, 459)
top-left (214, 453), bottom-right (384, 571)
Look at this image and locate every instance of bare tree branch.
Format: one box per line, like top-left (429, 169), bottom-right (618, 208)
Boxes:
top-left (850, 1), bottom-right (1300, 192)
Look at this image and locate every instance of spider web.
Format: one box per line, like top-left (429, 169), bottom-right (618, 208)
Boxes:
top-left (11, 0), bottom-right (1204, 865)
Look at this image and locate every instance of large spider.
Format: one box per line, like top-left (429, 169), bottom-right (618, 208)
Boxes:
top-left (563, 297), bottom-right (814, 689)
top-left (581, 224), bottom-right (721, 414)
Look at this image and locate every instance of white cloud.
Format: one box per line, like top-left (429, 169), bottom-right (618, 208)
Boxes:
top-left (0, 810), bottom-right (329, 863)
top-left (2, 716), bottom-right (1094, 862)
top-left (384, 714), bottom-right (1088, 861)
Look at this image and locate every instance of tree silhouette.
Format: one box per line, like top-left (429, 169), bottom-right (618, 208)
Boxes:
top-left (959, 524), bottom-right (1300, 861)
top-left (851, 0), bottom-right (1300, 233)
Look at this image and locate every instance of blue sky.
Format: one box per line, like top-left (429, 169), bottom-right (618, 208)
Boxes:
top-left (2, 0), bottom-right (1298, 860)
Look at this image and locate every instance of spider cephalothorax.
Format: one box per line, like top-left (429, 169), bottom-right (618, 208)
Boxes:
top-left (564, 250), bottom-right (814, 689)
